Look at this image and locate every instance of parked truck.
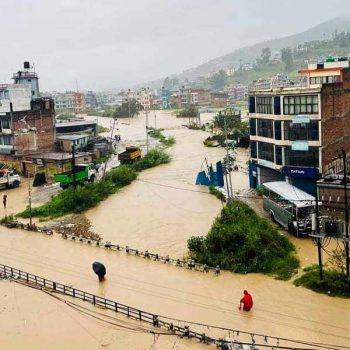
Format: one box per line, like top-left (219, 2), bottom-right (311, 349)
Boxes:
top-left (54, 164), bottom-right (96, 188)
top-left (0, 169), bottom-right (21, 189)
top-left (118, 146), bottom-right (141, 164)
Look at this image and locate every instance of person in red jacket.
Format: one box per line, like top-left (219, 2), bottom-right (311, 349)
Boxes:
top-left (239, 290), bottom-right (253, 311)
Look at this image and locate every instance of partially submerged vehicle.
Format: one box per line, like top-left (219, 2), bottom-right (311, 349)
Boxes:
top-left (262, 181), bottom-right (317, 237)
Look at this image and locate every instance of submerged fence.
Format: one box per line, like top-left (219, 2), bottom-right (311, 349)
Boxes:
top-left (63, 234), bottom-right (220, 275)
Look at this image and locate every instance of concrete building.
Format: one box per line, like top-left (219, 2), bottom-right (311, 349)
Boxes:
top-left (248, 57), bottom-right (350, 194)
top-left (56, 134), bottom-right (89, 152)
top-left (12, 62), bottom-right (40, 99)
top-left (54, 92), bottom-right (86, 114)
top-left (55, 120), bottom-right (97, 137)
top-left (84, 91), bottom-right (98, 109)
top-left (226, 84), bottom-right (249, 102)
top-left (160, 88), bottom-right (171, 109)
top-left (136, 90), bottom-right (152, 110)
top-left (190, 89), bottom-right (211, 106)
top-left (210, 92), bottom-right (228, 108)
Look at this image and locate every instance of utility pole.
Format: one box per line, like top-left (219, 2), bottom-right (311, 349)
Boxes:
top-left (146, 107), bottom-right (149, 153)
top-left (72, 144), bottom-right (76, 188)
top-left (28, 172), bottom-right (32, 227)
top-left (102, 118), bottom-right (117, 178)
top-left (341, 149), bottom-right (350, 277)
top-left (313, 151), bottom-right (323, 280)
top-left (223, 114), bottom-right (233, 200)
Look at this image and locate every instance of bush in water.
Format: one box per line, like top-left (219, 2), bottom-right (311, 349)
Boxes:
top-left (187, 201), bottom-right (299, 280)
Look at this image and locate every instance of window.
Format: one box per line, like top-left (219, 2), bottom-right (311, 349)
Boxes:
top-left (274, 96), bottom-right (281, 115)
top-left (284, 120), bottom-right (319, 141)
top-left (256, 97), bottom-right (272, 114)
top-left (250, 141), bottom-right (257, 158)
top-left (284, 147), bottom-right (319, 167)
top-left (250, 118), bottom-right (256, 136)
top-left (257, 119), bottom-right (273, 138)
top-left (1, 119), bottom-right (10, 129)
top-left (283, 95), bottom-right (318, 115)
top-left (274, 121), bottom-right (282, 140)
top-left (275, 146), bottom-right (283, 165)
top-left (258, 142), bottom-right (274, 162)
top-left (0, 135), bottom-right (12, 146)
top-left (249, 96), bottom-right (256, 113)
top-left (310, 76), bottom-right (341, 85)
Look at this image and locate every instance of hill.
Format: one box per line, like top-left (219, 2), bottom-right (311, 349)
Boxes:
top-left (139, 17), bottom-right (350, 89)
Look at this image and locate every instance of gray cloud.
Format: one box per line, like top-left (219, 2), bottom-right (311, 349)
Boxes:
top-left (0, 0), bottom-right (349, 91)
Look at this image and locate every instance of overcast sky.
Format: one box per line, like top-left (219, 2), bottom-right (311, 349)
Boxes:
top-left (0, 0), bottom-right (349, 92)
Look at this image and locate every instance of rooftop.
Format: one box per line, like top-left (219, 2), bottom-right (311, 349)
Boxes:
top-left (55, 120), bottom-right (97, 128)
top-left (57, 134), bottom-right (89, 141)
top-left (25, 152), bottom-right (91, 161)
top-left (263, 181), bottom-right (316, 208)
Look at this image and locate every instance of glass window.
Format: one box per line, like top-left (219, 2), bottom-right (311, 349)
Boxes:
top-left (249, 96), bottom-right (256, 113)
top-left (284, 120), bottom-right (319, 141)
top-left (257, 119), bottom-right (273, 138)
top-left (285, 147), bottom-right (319, 167)
top-left (274, 121), bottom-right (282, 140)
top-left (250, 118), bottom-right (256, 136)
top-left (250, 141), bottom-right (257, 158)
top-left (258, 142), bottom-right (274, 162)
top-left (275, 146), bottom-right (283, 165)
top-left (256, 97), bottom-right (272, 114)
top-left (1, 119), bottom-right (10, 129)
top-left (283, 95), bottom-right (318, 115)
top-left (274, 96), bottom-right (281, 115)
top-left (1, 135), bottom-right (12, 145)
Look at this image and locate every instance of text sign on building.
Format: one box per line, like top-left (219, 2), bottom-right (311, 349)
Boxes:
top-left (292, 141), bottom-right (309, 151)
top-left (282, 166), bottom-right (317, 179)
top-left (292, 115), bottom-right (310, 124)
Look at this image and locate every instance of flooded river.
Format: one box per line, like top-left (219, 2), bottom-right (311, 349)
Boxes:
top-left (1, 111), bottom-right (349, 349)
top-left (85, 111), bottom-right (249, 256)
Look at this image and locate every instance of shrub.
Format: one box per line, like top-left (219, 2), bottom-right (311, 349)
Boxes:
top-left (209, 186), bottom-right (226, 202)
top-left (105, 165), bottom-right (138, 187)
top-left (294, 265), bottom-right (350, 297)
top-left (187, 201), bottom-right (299, 279)
top-left (131, 149), bottom-right (171, 172)
top-left (148, 128), bottom-right (176, 147)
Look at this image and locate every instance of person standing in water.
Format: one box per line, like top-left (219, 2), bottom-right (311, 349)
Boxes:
top-left (3, 194), bottom-right (7, 209)
top-left (239, 290), bottom-right (253, 311)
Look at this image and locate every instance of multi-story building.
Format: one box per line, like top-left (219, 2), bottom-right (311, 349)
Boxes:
top-left (160, 87), bottom-right (171, 109)
top-left (84, 91), bottom-right (98, 109)
top-left (12, 62), bottom-right (40, 99)
top-left (136, 89), bottom-right (152, 110)
top-left (53, 92), bottom-right (86, 114)
top-left (190, 89), bottom-right (211, 106)
top-left (248, 57), bottom-right (350, 194)
top-left (73, 93), bottom-right (86, 113)
top-left (210, 92), bottom-right (228, 108)
top-left (226, 84), bottom-right (249, 102)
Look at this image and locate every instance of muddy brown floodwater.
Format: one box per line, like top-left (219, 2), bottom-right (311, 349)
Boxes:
top-left (85, 111), bottom-right (249, 256)
top-left (0, 111), bottom-right (349, 349)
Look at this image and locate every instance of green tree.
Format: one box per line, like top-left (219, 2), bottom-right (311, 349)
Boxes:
top-left (260, 47), bottom-right (271, 63)
top-left (281, 48), bottom-right (294, 72)
top-left (213, 111), bottom-right (241, 135)
top-left (209, 70), bottom-right (227, 90)
top-left (113, 100), bottom-right (143, 118)
top-left (177, 106), bottom-right (198, 118)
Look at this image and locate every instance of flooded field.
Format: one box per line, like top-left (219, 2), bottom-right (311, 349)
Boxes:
top-left (1, 111), bottom-right (349, 349)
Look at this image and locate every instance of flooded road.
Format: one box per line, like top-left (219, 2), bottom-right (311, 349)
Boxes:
top-left (0, 227), bottom-right (349, 349)
top-left (1, 110), bottom-right (349, 349)
top-left (86, 111), bottom-right (249, 256)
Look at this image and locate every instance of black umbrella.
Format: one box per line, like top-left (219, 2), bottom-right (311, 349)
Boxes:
top-left (92, 261), bottom-right (106, 281)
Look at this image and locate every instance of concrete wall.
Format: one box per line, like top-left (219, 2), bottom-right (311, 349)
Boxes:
top-left (0, 85), bottom-right (31, 113)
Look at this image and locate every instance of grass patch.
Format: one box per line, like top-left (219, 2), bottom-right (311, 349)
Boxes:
top-left (97, 124), bottom-right (110, 134)
top-left (187, 201), bottom-right (299, 280)
top-left (18, 150), bottom-right (170, 219)
top-left (148, 127), bottom-right (176, 147)
top-left (294, 265), bottom-right (350, 298)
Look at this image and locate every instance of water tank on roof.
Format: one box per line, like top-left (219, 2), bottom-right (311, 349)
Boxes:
top-left (24, 61), bottom-right (30, 69)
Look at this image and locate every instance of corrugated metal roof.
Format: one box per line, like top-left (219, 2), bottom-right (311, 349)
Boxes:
top-left (263, 181), bottom-right (315, 208)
